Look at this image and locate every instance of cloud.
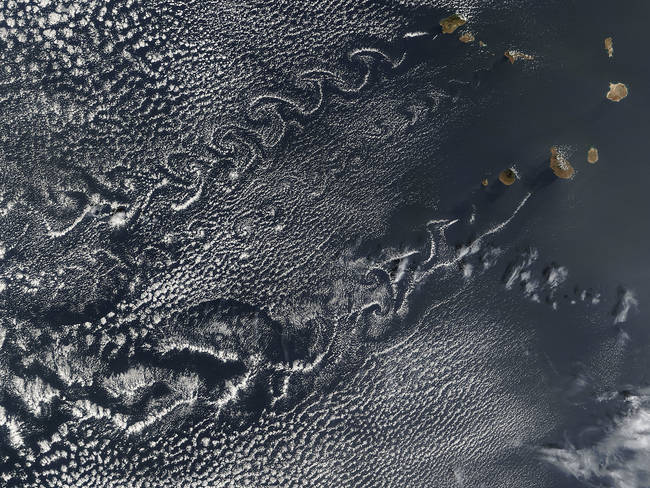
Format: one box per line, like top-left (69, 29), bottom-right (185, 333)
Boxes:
top-left (541, 390), bottom-right (650, 488)
top-left (613, 288), bottom-right (639, 324)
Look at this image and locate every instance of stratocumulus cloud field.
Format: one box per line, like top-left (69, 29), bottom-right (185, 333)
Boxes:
top-left (0, 1), bottom-right (648, 487)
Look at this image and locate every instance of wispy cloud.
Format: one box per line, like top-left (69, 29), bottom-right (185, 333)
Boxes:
top-left (541, 389), bottom-right (650, 488)
top-left (613, 288), bottom-right (639, 324)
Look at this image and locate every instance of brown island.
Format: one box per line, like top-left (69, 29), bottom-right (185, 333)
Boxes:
top-left (606, 82), bottom-right (628, 102)
top-left (550, 147), bottom-right (575, 179)
top-left (498, 168), bottom-right (517, 185)
top-left (440, 14), bottom-right (467, 34)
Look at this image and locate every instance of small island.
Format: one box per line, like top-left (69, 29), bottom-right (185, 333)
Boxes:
top-left (459, 32), bottom-right (475, 43)
top-left (504, 50), bottom-right (534, 64)
top-left (498, 168), bottom-right (517, 186)
top-left (606, 82), bottom-right (628, 102)
top-left (440, 14), bottom-right (467, 34)
top-left (550, 147), bottom-right (575, 179)
top-left (604, 37), bottom-right (614, 58)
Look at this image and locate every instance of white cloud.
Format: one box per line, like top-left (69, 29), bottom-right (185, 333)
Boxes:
top-left (542, 391), bottom-right (650, 488)
top-left (614, 289), bottom-right (638, 324)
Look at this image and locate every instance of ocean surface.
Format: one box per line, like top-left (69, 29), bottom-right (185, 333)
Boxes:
top-left (0, 1), bottom-right (648, 487)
